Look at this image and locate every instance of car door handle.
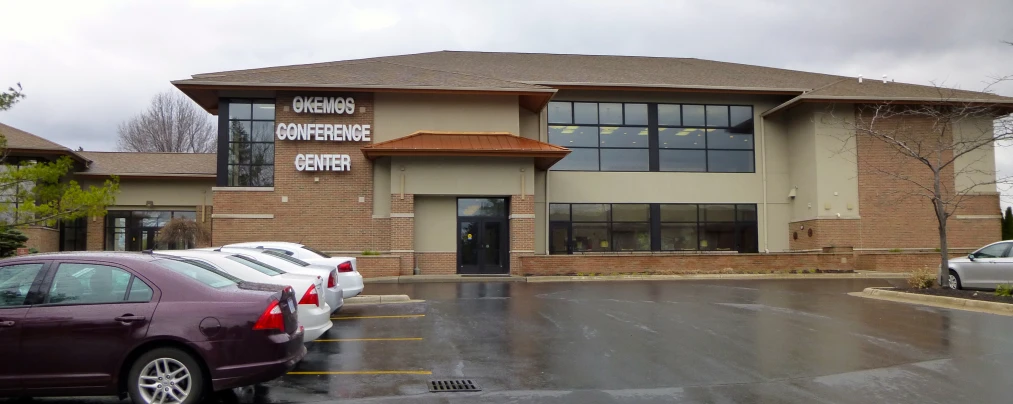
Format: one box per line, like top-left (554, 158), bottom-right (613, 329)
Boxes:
top-left (115, 315), bottom-right (146, 323)
top-left (0, 320), bottom-right (14, 327)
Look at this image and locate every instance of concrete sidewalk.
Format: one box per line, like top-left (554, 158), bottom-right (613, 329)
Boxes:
top-left (364, 271), bottom-right (907, 284)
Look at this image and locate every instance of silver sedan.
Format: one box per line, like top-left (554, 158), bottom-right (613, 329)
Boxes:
top-left (947, 241), bottom-right (1013, 290)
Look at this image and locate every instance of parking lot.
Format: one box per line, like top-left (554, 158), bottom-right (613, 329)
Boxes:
top-left (12, 277), bottom-right (1013, 403)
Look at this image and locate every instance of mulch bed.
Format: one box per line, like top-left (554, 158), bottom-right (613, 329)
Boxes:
top-left (894, 287), bottom-right (1013, 304)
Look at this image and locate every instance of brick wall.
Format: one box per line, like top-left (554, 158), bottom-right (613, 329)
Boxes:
top-left (22, 226), bottom-right (59, 253)
top-left (416, 252), bottom-right (456, 275)
top-left (509, 196), bottom-right (535, 275)
top-left (212, 93), bottom-right (392, 254)
top-left (87, 216), bottom-right (104, 250)
top-left (390, 194), bottom-right (414, 274)
top-left (519, 253), bottom-right (856, 276)
top-left (854, 251), bottom-right (973, 272)
top-left (356, 255), bottom-right (401, 278)
top-left (788, 106), bottom-right (1000, 251)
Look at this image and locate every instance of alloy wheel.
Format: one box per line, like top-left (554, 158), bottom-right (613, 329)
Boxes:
top-left (948, 274), bottom-right (959, 290)
top-left (137, 358), bottom-right (191, 404)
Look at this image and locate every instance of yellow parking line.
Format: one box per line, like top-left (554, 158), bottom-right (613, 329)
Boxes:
top-left (312, 337), bottom-right (423, 342)
top-left (288, 370), bottom-right (432, 375)
top-left (331, 314), bottom-right (425, 320)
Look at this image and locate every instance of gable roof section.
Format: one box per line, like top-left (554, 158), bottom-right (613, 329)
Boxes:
top-left (361, 131), bottom-right (570, 170)
top-left (179, 51), bottom-right (1013, 112)
top-left (75, 151), bottom-right (216, 179)
top-left (0, 122), bottom-right (89, 163)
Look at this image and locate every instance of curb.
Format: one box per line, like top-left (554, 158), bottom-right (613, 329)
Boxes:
top-left (853, 287), bottom-right (1013, 316)
top-left (343, 295), bottom-right (415, 305)
top-left (364, 272), bottom-right (907, 284)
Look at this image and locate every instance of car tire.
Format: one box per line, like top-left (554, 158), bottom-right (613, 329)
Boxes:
top-left (948, 270), bottom-right (962, 290)
top-left (127, 347), bottom-right (205, 404)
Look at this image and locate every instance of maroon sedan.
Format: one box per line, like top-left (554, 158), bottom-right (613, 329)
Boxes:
top-left (0, 252), bottom-right (306, 404)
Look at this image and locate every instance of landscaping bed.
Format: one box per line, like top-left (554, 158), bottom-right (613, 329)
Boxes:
top-left (894, 287), bottom-right (1013, 304)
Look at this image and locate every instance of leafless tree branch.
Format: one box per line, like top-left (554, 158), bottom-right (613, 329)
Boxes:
top-left (116, 90), bottom-right (216, 153)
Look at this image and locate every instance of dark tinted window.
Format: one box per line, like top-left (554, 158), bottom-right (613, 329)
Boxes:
top-left (600, 149), bottom-right (649, 171)
top-left (706, 105), bottom-right (729, 127)
top-left (658, 104), bottom-right (681, 126)
top-left (660, 150), bottom-right (707, 172)
top-left (600, 127), bottom-right (648, 148)
top-left (708, 150), bottom-right (754, 173)
top-left (682, 105), bottom-right (706, 126)
top-left (707, 130), bottom-right (753, 150)
top-left (549, 126), bottom-right (598, 148)
top-left (301, 246), bottom-right (331, 258)
top-left (975, 243), bottom-right (1011, 258)
top-left (552, 148), bottom-right (598, 171)
top-left (46, 264), bottom-right (133, 304)
top-left (547, 102), bottom-right (572, 124)
top-left (659, 128), bottom-right (705, 149)
top-left (227, 99), bottom-right (275, 187)
top-left (127, 278), bottom-right (154, 302)
top-left (0, 263), bottom-right (44, 307)
top-left (261, 250), bottom-right (310, 266)
top-left (624, 104), bottom-right (648, 125)
top-left (573, 103), bottom-right (598, 124)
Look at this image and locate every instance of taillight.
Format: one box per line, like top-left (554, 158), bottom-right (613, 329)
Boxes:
top-left (328, 271), bottom-right (337, 288)
top-left (338, 262), bottom-right (353, 273)
top-left (299, 285), bottom-right (320, 307)
top-left (253, 300), bottom-right (285, 332)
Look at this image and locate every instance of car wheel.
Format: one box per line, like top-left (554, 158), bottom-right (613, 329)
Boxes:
top-left (128, 347), bottom-right (205, 404)
top-left (948, 270), bottom-right (962, 290)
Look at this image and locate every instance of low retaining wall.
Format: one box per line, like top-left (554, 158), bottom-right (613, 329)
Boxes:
top-left (356, 255), bottom-right (401, 278)
top-left (854, 251), bottom-right (972, 272)
top-left (518, 253), bottom-right (855, 276)
top-left (23, 226), bottom-right (59, 253)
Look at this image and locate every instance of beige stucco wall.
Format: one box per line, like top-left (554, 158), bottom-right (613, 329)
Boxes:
top-left (785, 105), bottom-right (818, 221)
top-left (952, 116), bottom-right (998, 194)
top-left (373, 93), bottom-right (521, 142)
top-left (391, 157), bottom-right (535, 196)
top-left (79, 177), bottom-right (213, 210)
top-left (373, 157), bottom-right (392, 217)
top-left (546, 90), bottom-right (793, 252)
top-left (534, 170), bottom-right (547, 254)
top-left (813, 103), bottom-right (860, 219)
top-left (414, 196), bottom-right (456, 252)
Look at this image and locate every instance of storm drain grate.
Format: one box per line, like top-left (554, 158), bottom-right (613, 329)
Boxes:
top-left (429, 379), bottom-right (481, 392)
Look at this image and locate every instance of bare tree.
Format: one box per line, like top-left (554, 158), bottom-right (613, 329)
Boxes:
top-left (822, 88), bottom-right (1013, 287)
top-left (117, 90), bottom-right (216, 153)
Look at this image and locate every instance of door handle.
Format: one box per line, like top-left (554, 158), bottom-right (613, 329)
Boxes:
top-left (0, 320), bottom-right (14, 327)
top-left (115, 315), bottom-right (146, 323)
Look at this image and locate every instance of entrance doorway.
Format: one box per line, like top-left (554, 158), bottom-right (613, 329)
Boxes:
top-left (457, 198), bottom-right (509, 274)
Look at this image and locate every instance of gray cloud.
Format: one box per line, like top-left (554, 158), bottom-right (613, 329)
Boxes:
top-left (1, 0), bottom-right (1012, 202)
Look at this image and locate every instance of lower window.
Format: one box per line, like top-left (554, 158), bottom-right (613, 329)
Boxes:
top-left (549, 203), bottom-right (758, 254)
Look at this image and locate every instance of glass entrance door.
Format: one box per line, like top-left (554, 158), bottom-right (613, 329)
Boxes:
top-left (457, 198), bottom-right (509, 274)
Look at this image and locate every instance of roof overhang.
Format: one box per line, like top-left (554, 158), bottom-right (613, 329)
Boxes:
top-left (526, 82), bottom-right (806, 95)
top-left (763, 95), bottom-right (1013, 118)
top-left (361, 131), bottom-right (570, 170)
top-left (172, 81), bottom-right (557, 115)
top-left (6, 148), bottom-right (91, 165)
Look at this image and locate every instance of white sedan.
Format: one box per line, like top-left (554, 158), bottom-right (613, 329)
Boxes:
top-left (154, 249), bottom-right (334, 341)
top-left (210, 247), bottom-right (345, 312)
top-left (224, 242), bottom-right (364, 298)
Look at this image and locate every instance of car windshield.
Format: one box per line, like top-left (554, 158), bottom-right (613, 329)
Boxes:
top-left (301, 245), bottom-right (331, 258)
top-left (262, 249), bottom-right (310, 267)
top-left (228, 255), bottom-right (285, 276)
top-left (152, 258), bottom-right (239, 288)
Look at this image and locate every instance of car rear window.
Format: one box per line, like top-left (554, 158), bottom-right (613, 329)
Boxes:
top-left (227, 255), bottom-right (285, 276)
top-left (152, 259), bottom-right (238, 288)
top-left (261, 249), bottom-right (310, 267)
top-left (301, 245), bottom-right (331, 258)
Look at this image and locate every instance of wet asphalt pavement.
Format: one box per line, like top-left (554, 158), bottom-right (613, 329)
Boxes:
top-left (12, 278), bottom-right (1013, 403)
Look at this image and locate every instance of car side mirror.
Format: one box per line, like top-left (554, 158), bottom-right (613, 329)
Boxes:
top-left (968, 254), bottom-right (976, 261)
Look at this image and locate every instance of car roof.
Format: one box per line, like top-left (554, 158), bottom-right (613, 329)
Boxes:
top-left (2, 251), bottom-right (162, 264)
top-left (155, 249), bottom-right (236, 258)
top-left (227, 241), bottom-right (303, 248)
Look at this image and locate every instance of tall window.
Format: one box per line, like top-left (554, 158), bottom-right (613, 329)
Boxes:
top-left (547, 102), bottom-right (754, 173)
top-left (59, 217), bottom-right (87, 251)
top-left (227, 100), bottom-right (275, 187)
top-left (550, 203), bottom-right (758, 254)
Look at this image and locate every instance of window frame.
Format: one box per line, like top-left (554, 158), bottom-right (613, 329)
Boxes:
top-left (548, 102), bottom-right (755, 173)
top-left (104, 210), bottom-right (199, 251)
top-left (59, 217), bottom-right (88, 251)
top-left (0, 261), bottom-right (50, 308)
top-left (549, 203), bottom-right (759, 254)
top-left (219, 98), bottom-right (276, 187)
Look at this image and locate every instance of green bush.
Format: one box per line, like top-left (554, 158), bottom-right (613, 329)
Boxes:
top-left (997, 284), bottom-right (1013, 297)
top-left (28, 247), bottom-right (38, 254)
top-left (0, 228), bottom-right (28, 257)
top-left (361, 250), bottom-right (381, 256)
top-left (907, 268), bottom-right (935, 289)
top-left (888, 248), bottom-right (903, 253)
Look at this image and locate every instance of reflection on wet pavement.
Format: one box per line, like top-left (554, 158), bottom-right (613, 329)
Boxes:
top-left (10, 278), bottom-right (1013, 403)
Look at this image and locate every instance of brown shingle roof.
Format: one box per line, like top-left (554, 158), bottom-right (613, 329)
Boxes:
top-left (0, 122), bottom-right (89, 162)
top-left (76, 151), bottom-right (216, 178)
top-left (361, 131), bottom-right (570, 170)
top-left (178, 51), bottom-right (1013, 104)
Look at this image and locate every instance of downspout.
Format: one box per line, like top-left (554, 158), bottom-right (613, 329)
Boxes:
top-left (761, 116), bottom-right (769, 253)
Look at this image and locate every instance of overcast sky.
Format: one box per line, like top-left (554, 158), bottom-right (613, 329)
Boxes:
top-left (2, 0), bottom-right (1012, 201)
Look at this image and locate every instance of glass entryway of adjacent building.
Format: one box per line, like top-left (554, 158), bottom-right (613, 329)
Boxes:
top-left (457, 198), bottom-right (509, 275)
top-left (105, 210), bottom-right (197, 251)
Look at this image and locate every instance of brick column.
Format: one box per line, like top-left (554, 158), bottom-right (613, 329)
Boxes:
top-left (86, 216), bottom-right (104, 251)
top-left (509, 196), bottom-right (535, 275)
top-left (390, 194), bottom-right (415, 275)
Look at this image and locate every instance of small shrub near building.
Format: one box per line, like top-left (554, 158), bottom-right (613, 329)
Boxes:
top-left (996, 284), bottom-right (1013, 297)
